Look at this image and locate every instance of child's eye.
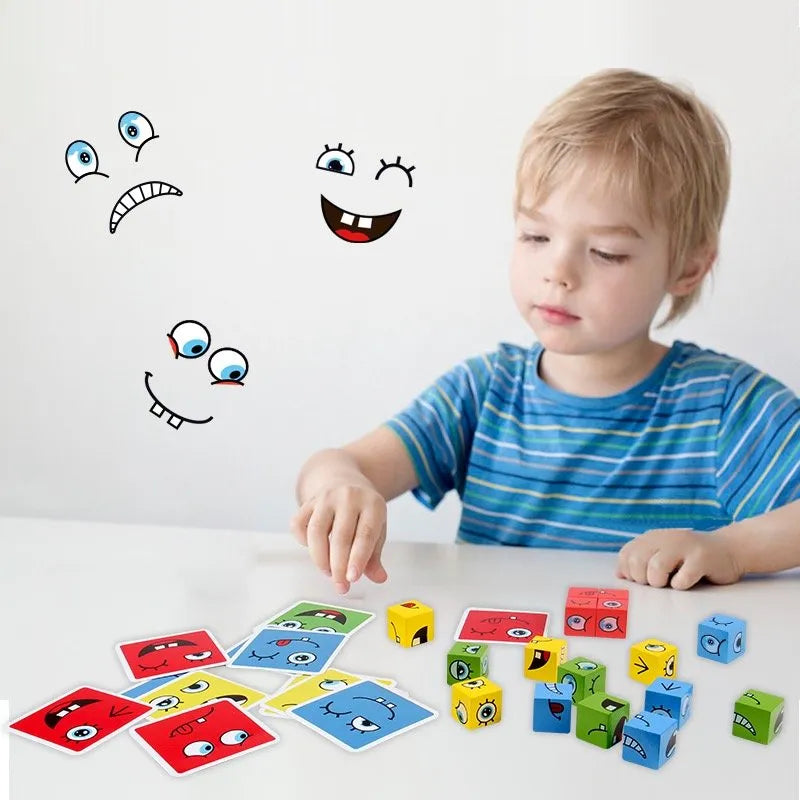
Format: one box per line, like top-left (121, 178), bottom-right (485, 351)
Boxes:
top-left (592, 249), bottom-right (628, 263)
top-left (519, 233), bottom-right (548, 243)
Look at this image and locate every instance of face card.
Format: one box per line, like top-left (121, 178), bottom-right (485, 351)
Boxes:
top-left (131, 698), bottom-right (279, 776)
top-left (261, 669), bottom-right (397, 716)
top-left (228, 627), bottom-right (346, 674)
top-left (289, 680), bottom-right (437, 752)
top-left (140, 670), bottom-right (266, 720)
top-left (257, 601), bottom-right (375, 636)
top-left (454, 607), bottom-right (549, 644)
top-left (9, 686), bottom-right (152, 755)
top-left (117, 629), bottom-right (228, 681)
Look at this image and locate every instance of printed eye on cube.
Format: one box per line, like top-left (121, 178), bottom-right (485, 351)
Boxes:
top-left (446, 642), bottom-right (489, 685)
top-left (697, 614), bottom-right (746, 663)
top-left (628, 639), bottom-right (678, 684)
top-left (451, 676), bottom-right (503, 730)
top-left (564, 586), bottom-right (628, 639)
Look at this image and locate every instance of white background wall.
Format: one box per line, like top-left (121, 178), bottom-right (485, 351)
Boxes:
top-left (0, 0), bottom-right (797, 541)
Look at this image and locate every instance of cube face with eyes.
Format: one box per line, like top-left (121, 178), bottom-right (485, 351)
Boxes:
top-left (451, 677), bottom-right (503, 730)
top-left (564, 587), bottom-right (628, 639)
top-left (643, 678), bottom-right (694, 729)
top-left (446, 642), bottom-right (488, 686)
top-left (575, 692), bottom-right (630, 749)
top-left (622, 710), bottom-right (678, 769)
top-left (557, 657), bottom-right (606, 703)
top-left (697, 614), bottom-right (746, 663)
top-left (629, 639), bottom-right (678, 685)
top-left (732, 689), bottom-right (785, 745)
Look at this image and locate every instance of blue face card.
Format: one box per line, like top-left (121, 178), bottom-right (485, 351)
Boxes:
top-left (228, 627), bottom-right (346, 674)
top-left (289, 680), bottom-right (437, 751)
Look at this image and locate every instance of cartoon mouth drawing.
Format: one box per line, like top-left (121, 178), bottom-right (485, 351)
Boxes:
top-left (65, 111), bottom-right (182, 234)
top-left (296, 609), bottom-right (348, 625)
top-left (44, 698), bottom-right (100, 729)
top-left (622, 733), bottom-right (647, 759)
top-left (316, 143), bottom-right (414, 243)
top-left (320, 196), bottom-right (401, 243)
top-left (733, 711), bottom-right (757, 736)
top-left (145, 320), bottom-right (248, 430)
top-left (110, 180), bottom-right (182, 234)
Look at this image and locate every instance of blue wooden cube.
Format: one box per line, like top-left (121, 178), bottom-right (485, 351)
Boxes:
top-left (644, 678), bottom-right (694, 729)
top-left (622, 710), bottom-right (678, 769)
top-left (697, 614), bottom-right (746, 663)
top-left (532, 681), bottom-right (572, 733)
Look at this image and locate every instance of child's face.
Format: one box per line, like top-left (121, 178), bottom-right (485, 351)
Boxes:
top-left (510, 161), bottom-right (672, 356)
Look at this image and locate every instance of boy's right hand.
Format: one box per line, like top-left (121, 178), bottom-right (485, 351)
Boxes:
top-left (290, 485), bottom-right (388, 594)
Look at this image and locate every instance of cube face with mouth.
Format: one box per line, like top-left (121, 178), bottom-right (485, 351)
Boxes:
top-left (732, 690), bottom-right (785, 745)
top-left (622, 710), bottom-right (678, 769)
top-left (386, 600), bottom-right (434, 648)
top-left (532, 681), bottom-right (572, 734)
top-left (523, 636), bottom-right (567, 681)
top-left (575, 691), bottom-right (630, 749)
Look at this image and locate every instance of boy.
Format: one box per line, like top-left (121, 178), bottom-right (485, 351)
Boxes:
top-left (292, 68), bottom-right (800, 595)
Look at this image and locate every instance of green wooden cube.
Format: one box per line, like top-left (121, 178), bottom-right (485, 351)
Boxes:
top-left (446, 642), bottom-right (489, 685)
top-left (576, 692), bottom-right (630, 748)
top-left (732, 689), bottom-right (785, 745)
top-left (557, 656), bottom-right (606, 702)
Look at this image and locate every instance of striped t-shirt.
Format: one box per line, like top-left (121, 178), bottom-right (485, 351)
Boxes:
top-left (384, 340), bottom-right (800, 550)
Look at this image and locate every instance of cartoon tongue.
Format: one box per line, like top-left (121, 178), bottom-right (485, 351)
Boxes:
top-left (276, 639), bottom-right (292, 646)
top-left (336, 229), bottom-right (369, 242)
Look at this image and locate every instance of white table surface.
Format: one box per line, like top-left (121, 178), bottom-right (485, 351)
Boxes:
top-left (1, 516), bottom-right (798, 799)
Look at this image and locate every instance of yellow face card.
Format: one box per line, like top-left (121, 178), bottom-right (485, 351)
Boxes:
top-left (260, 669), bottom-right (396, 715)
top-left (141, 670), bottom-right (266, 719)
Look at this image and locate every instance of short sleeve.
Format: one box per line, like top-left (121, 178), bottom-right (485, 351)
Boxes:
top-left (384, 352), bottom-right (496, 509)
top-left (716, 363), bottom-right (800, 519)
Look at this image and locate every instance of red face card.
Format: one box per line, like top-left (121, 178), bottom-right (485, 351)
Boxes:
top-left (9, 686), bottom-right (152, 754)
top-left (454, 607), bottom-right (548, 644)
top-left (131, 698), bottom-right (280, 776)
top-left (117, 629), bottom-right (228, 681)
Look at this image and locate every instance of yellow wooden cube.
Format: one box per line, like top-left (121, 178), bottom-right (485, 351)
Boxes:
top-left (451, 677), bottom-right (503, 730)
top-left (387, 600), bottom-right (434, 647)
top-left (523, 635), bottom-right (568, 681)
top-left (629, 638), bottom-right (678, 684)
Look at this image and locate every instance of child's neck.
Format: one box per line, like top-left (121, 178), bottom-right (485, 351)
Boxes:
top-left (538, 338), bottom-right (670, 398)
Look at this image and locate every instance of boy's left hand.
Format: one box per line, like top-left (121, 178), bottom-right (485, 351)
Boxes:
top-left (615, 528), bottom-right (744, 590)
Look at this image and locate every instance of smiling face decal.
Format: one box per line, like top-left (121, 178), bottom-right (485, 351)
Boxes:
top-left (144, 319), bottom-right (248, 430)
top-left (316, 142), bottom-right (415, 243)
top-left (65, 111), bottom-right (182, 234)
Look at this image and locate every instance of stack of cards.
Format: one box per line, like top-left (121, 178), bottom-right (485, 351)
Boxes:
top-left (7, 599), bottom-right (440, 775)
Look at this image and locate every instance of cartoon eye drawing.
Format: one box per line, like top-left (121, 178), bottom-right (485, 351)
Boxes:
top-left (169, 320), bottom-right (211, 359)
top-left (150, 695), bottom-right (181, 710)
top-left (601, 600), bottom-right (622, 608)
top-left (349, 715), bottom-right (380, 733)
top-left (644, 643), bottom-right (666, 652)
top-left (506, 627), bottom-right (532, 639)
top-left (182, 681), bottom-right (210, 694)
top-left (700, 634), bottom-right (724, 655)
top-left (598, 616), bottom-right (619, 633)
top-left (311, 626), bottom-right (336, 633)
top-left (566, 614), bottom-right (589, 631)
top-left (464, 645), bottom-right (481, 654)
top-left (733, 632), bottom-right (743, 653)
top-left (454, 701), bottom-right (468, 724)
top-left (316, 144), bottom-right (355, 176)
top-left (576, 661), bottom-right (598, 671)
top-left (663, 656), bottom-right (676, 676)
top-left (287, 652), bottom-right (317, 665)
top-left (184, 651), bottom-right (213, 662)
top-left (476, 700), bottom-right (497, 725)
top-left (118, 111), bottom-right (159, 161)
top-left (276, 620), bottom-right (303, 629)
top-left (65, 140), bottom-right (108, 182)
top-left (561, 675), bottom-right (577, 696)
top-left (66, 725), bottom-right (98, 741)
top-left (219, 729), bottom-right (249, 745)
top-left (449, 660), bottom-right (470, 682)
top-left (183, 740), bottom-right (214, 757)
top-left (374, 156), bottom-right (415, 187)
top-left (208, 348), bottom-right (248, 385)
top-left (319, 680), bottom-right (348, 692)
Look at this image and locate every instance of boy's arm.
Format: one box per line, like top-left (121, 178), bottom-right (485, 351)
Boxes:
top-left (717, 497), bottom-right (800, 574)
top-left (295, 425), bottom-right (419, 504)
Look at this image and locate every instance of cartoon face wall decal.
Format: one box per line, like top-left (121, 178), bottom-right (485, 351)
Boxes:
top-left (144, 320), bottom-right (248, 429)
top-left (65, 111), bottom-right (182, 234)
top-left (316, 142), bottom-right (415, 243)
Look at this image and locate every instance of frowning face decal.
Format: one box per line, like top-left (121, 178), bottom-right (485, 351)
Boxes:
top-left (316, 142), bottom-right (415, 243)
top-left (65, 111), bottom-right (182, 234)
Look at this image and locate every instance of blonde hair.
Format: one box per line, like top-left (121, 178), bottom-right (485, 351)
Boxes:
top-left (514, 68), bottom-right (730, 327)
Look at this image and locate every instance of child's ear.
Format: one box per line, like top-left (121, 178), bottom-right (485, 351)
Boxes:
top-left (670, 245), bottom-right (717, 297)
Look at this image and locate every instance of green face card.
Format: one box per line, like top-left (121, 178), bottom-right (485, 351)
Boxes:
top-left (261, 601), bottom-right (375, 636)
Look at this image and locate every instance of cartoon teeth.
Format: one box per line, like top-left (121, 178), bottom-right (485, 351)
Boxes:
top-left (623, 733), bottom-right (647, 758)
top-left (733, 712), bottom-right (756, 736)
top-left (110, 181), bottom-right (183, 233)
top-left (320, 195), bottom-right (401, 243)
